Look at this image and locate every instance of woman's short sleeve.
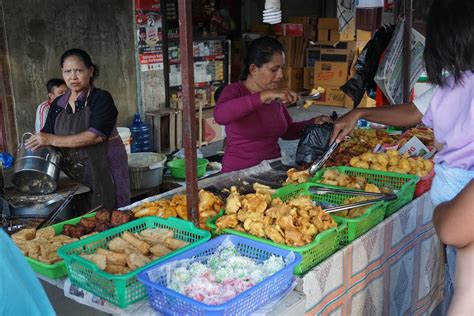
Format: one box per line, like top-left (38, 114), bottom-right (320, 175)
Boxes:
top-left (88, 90), bottom-right (118, 138)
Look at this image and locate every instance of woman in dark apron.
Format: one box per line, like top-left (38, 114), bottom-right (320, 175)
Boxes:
top-left (26, 48), bottom-right (129, 211)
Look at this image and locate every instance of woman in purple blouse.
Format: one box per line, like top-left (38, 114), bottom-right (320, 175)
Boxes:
top-left (214, 37), bottom-right (331, 173)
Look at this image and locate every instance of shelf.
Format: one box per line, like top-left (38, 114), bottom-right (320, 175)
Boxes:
top-left (168, 54), bottom-right (225, 65)
top-left (169, 80), bottom-right (226, 90)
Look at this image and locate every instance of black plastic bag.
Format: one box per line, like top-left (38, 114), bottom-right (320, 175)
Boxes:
top-left (341, 25), bottom-right (395, 107)
top-left (295, 123), bottom-right (334, 166)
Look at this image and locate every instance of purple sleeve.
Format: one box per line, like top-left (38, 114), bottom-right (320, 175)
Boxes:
top-left (421, 106), bottom-right (433, 128)
top-left (213, 84), bottom-right (264, 125)
top-left (281, 106), bottom-right (315, 140)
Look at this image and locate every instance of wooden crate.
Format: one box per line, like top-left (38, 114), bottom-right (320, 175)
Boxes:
top-left (145, 108), bottom-right (183, 153)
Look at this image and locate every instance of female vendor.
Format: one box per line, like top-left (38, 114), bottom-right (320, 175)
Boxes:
top-left (214, 36), bottom-right (332, 173)
top-left (26, 48), bottom-right (129, 210)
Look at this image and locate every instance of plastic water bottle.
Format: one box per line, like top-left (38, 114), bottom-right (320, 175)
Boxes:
top-left (128, 112), bottom-right (153, 152)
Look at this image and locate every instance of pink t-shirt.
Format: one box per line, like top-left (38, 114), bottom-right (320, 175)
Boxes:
top-left (422, 71), bottom-right (474, 170)
top-left (214, 81), bottom-right (315, 173)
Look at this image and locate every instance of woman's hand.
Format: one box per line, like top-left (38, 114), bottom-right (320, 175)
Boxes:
top-left (314, 115), bottom-right (333, 125)
top-left (330, 109), bottom-right (362, 143)
top-left (25, 133), bottom-right (55, 151)
top-left (260, 88), bottom-right (298, 104)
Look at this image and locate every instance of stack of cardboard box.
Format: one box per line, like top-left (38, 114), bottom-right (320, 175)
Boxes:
top-left (305, 19), bottom-right (376, 107)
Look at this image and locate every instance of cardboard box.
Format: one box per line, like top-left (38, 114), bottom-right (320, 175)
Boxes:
top-left (281, 67), bottom-right (303, 91)
top-left (306, 47), bottom-right (321, 67)
top-left (317, 85), bottom-right (346, 106)
top-left (344, 93), bottom-right (376, 109)
top-left (317, 18), bottom-right (356, 43)
top-left (278, 36), bottom-right (306, 67)
top-left (202, 117), bottom-right (225, 143)
top-left (320, 41), bottom-right (357, 62)
top-left (303, 67), bottom-right (315, 90)
top-left (357, 29), bottom-right (372, 50)
top-left (314, 61), bottom-right (349, 86)
top-left (274, 23), bottom-right (305, 37)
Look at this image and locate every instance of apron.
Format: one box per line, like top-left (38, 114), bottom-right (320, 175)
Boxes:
top-left (54, 90), bottom-right (128, 210)
top-left (430, 163), bottom-right (474, 313)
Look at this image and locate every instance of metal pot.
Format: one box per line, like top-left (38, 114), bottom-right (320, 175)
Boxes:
top-left (128, 152), bottom-right (167, 190)
top-left (12, 132), bottom-right (62, 195)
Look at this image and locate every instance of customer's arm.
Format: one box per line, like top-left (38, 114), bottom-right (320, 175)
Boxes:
top-left (433, 180), bottom-right (474, 248)
top-left (331, 103), bottom-right (423, 142)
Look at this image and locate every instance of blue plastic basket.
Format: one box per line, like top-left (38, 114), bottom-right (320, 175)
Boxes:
top-left (138, 235), bottom-right (302, 316)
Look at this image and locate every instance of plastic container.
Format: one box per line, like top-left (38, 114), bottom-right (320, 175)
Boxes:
top-left (117, 127), bottom-right (131, 154)
top-left (167, 158), bottom-right (208, 180)
top-left (25, 212), bottom-right (97, 279)
top-left (273, 183), bottom-right (385, 246)
top-left (207, 210), bottom-right (343, 275)
top-left (128, 152), bottom-right (167, 190)
top-left (310, 166), bottom-right (419, 218)
top-left (57, 216), bottom-right (211, 308)
top-left (128, 112), bottom-right (153, 153)
top-left (414, 169), bottom-right (435, 198)
top-left (137, 235), bottom-right (301, 316)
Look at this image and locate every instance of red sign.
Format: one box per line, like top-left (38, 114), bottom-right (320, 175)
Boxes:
top-left (139, 53), bottom-right (163, 65)
top-left (135, 0), bottom-right (160, 11)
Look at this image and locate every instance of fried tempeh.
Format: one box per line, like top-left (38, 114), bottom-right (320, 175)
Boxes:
top-left (121, 231), bottom-right (151, 254)
top-left (96, 248), bottom-right (128, 265)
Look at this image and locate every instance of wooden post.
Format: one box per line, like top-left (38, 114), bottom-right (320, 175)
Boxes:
top-left (402, 0), bottom-right (412, 103)
top-left (177, 0), bottom-right (199, 226)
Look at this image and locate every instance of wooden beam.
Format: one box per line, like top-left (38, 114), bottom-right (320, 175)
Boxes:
top-left (177, 0), bottom-right (199, 227)
top-left (402, 0), bottom-right (413, 103)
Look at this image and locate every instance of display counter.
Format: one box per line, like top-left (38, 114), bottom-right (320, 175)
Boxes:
top-left (38, 158), bottom-right (443, 315)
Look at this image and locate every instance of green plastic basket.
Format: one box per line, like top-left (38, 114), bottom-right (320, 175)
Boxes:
top-left (24, 212), bottom-right (97, 279)
top-left (57, 216), bottom-right (211, 308)
top-left (273, 183), bottom-right (386, 246)
top-left (310, 166), bottom-right (419, 217)
top-left (207, 211), bottom-right (344, 276)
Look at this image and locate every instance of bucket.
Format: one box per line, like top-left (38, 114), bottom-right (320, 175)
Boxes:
top-left (117, 127), bottom-right (131, 154)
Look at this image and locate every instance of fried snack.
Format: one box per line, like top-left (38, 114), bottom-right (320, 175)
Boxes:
top-left (122, 231), bottom-right (151, 254)
top-left (283, 168), bottom-right (310, 185)
top-left (225, 186), bottom-right (241, 214)
top-left (36, 227), bottom-right (55, 240)
top-left (105, 263), bottom-right (130, 275)
top-left (149, 244), bottom-right (172, 257)
top-left (12, 228), bottom-right (36, 242)
top-left (81, 253), bottom-right (107, 270)
top-left (215, 214), bottom-right (239, 230)
top-left (96, 248), bottom-right (128, 265)
top-left (15, 240), bottom-right (28, 255)
top-left (79, 217), bottom-right (97, 233)
top-left (164, 237), bottom-right (189, 250)
top-left (108, 236), bottom-right (135, 253)
top-left (139, 228), bottom-right (174, 244)
top-left (95, 210), bottom-right (111, 222)
top-left (171, 194), bottom-right (187, 219)
top-left (126, 251), bottom-right (151, 270)
top-left (264, 225), bottom-right (285, 244)
top-left (80, 232), bottom-right (99, 240)
top-left (110, 210), bottom-right (131, 227)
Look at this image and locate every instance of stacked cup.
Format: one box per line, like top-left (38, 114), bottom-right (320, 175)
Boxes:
top-left (263, 0), bottom-right (281, 24)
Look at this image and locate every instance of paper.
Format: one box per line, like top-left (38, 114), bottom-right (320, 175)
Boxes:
top-left (374, 18), bottom-right (426, 105)
top-left (398, 136), bottom-right (430, 158)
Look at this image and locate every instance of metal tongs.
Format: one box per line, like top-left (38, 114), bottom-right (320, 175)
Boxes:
top-left (308, 186), bottom-right (397, 214)
top-left (309, 140), bottom-right (340, 176)
top-left (36, 185), bottom-right (79, 230)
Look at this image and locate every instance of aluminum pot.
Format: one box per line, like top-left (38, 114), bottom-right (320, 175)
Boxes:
top-left (128, 152), bottom-right (167, 190)
top-left (12, 132), bottom-right (62, 195)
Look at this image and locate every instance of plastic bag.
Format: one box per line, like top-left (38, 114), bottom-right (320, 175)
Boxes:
top-left (295, 123), bottom-right (334, 166)
top-left (0, 152), bottom-right (14, 168)
top-left (341, 25), bottom-right (395, 107)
